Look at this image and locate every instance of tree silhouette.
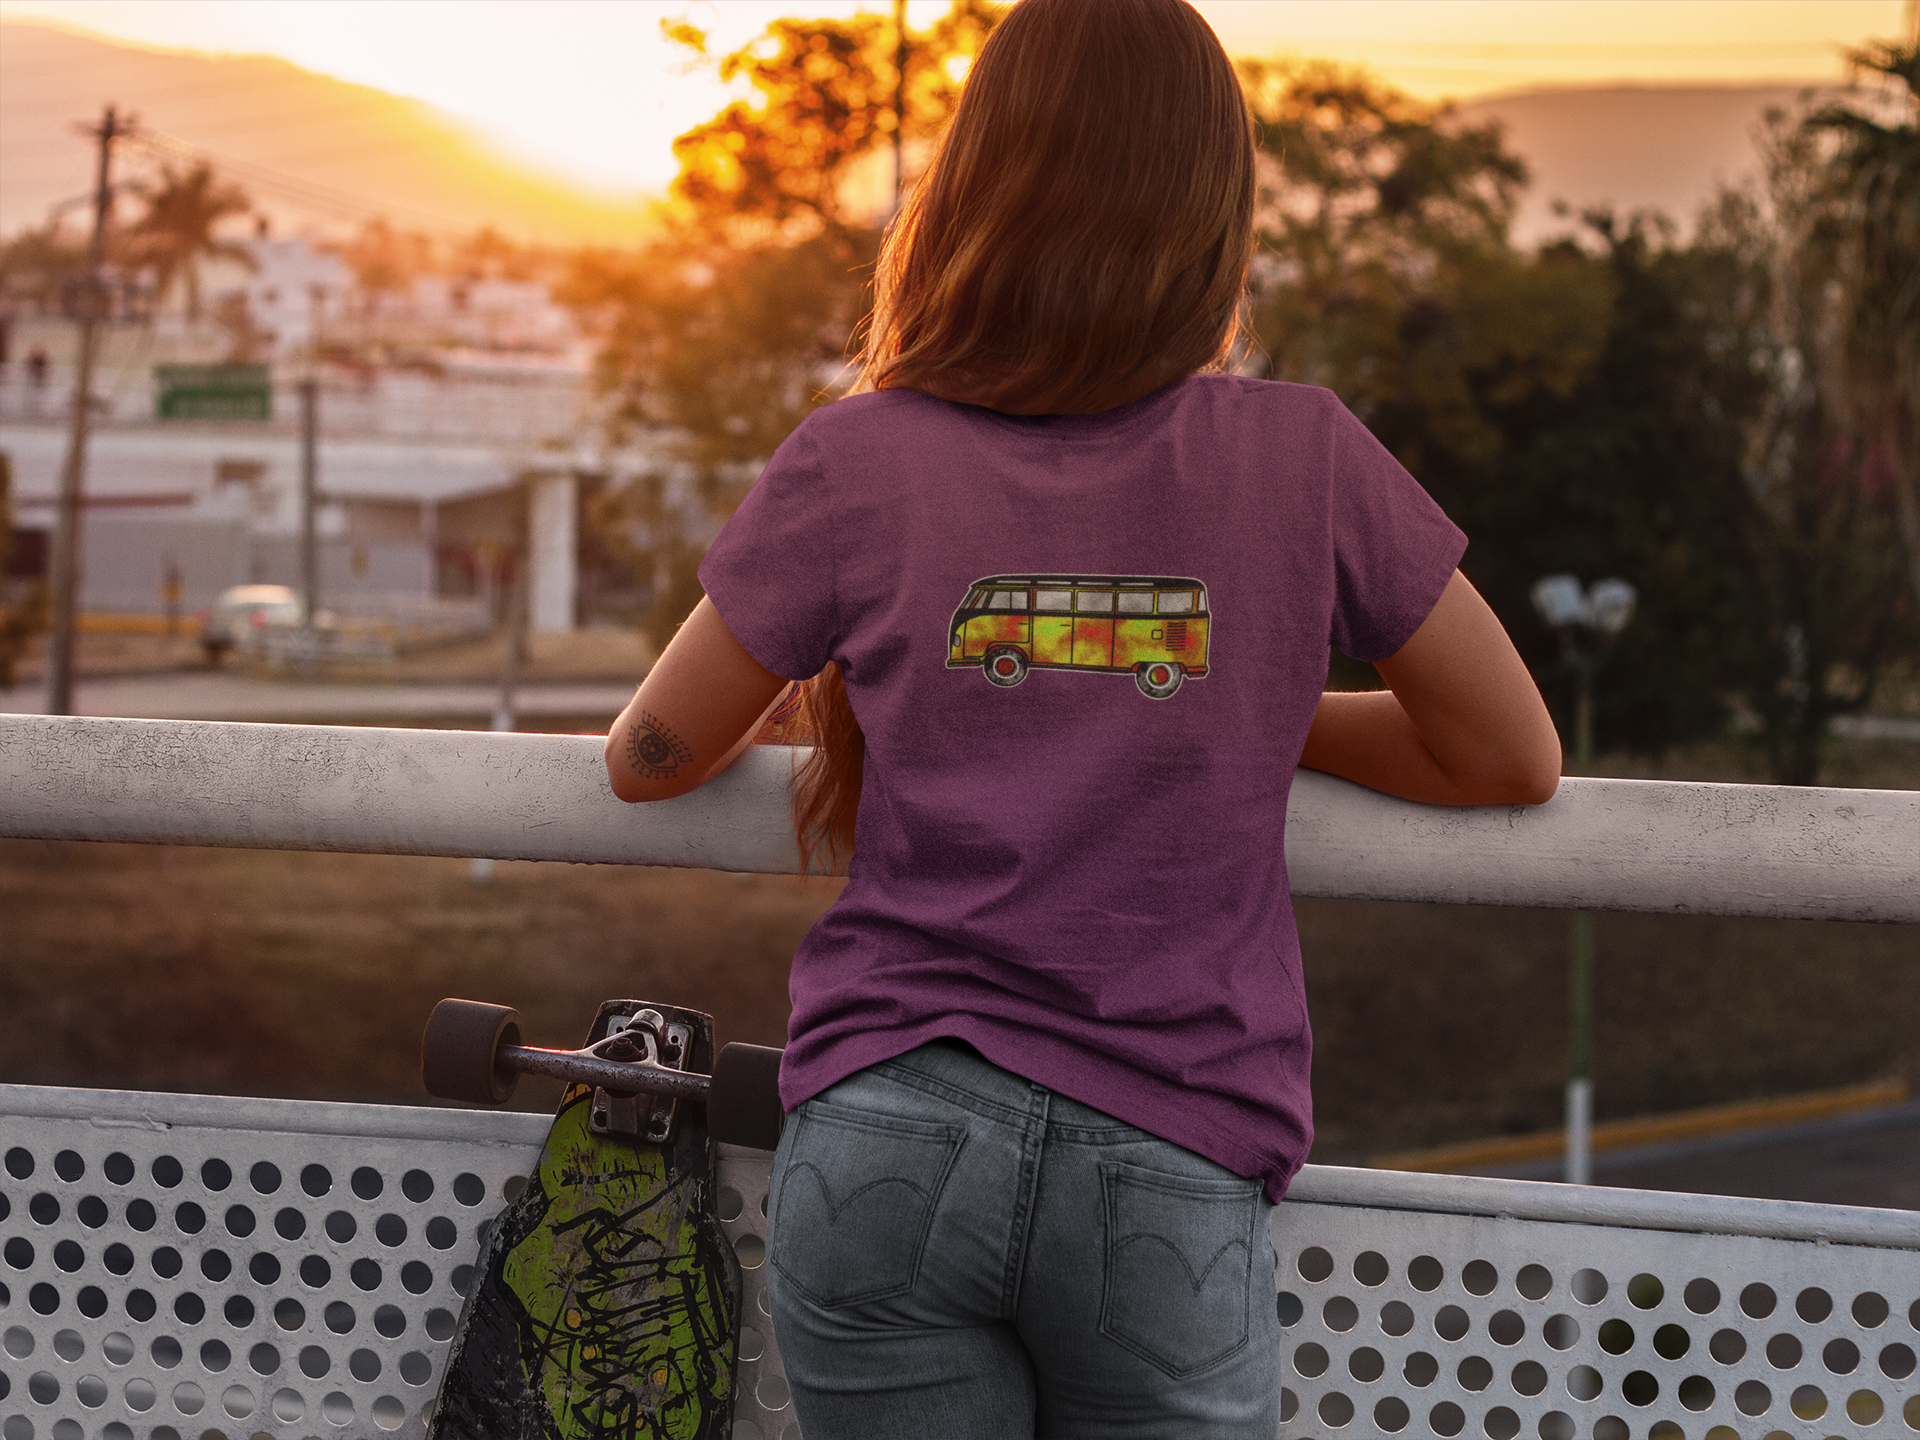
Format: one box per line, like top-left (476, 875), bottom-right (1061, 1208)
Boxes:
top-left (124, 162), bottom-right (254, 324)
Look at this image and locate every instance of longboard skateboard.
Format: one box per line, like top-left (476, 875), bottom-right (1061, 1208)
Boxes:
top-left (420, 998), bottom-right (784, 1440)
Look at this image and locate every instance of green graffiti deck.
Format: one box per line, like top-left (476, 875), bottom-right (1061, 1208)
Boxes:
top-left (429, 1002), bottom-right (741, 1440)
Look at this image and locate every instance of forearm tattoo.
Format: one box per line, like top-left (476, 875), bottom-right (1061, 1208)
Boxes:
top-left (625, 710), bottom-right (694, 781)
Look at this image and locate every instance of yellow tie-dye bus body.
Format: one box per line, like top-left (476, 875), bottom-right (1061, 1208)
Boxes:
top-left (946, 574), bottom-right (1211, 699)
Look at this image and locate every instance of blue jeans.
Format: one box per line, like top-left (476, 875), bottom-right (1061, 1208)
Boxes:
top-left (767, 1040), bottom-right (1283, 1438)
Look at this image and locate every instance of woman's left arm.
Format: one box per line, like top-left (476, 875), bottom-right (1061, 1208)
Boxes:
top-left (605, 597), bottom-right (791, 803)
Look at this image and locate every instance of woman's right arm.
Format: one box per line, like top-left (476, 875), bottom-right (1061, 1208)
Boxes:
top-left (1299, 569), bottom-right (1562, 807)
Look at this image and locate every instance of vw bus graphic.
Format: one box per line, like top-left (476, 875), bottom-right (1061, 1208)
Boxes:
top-left (946, 575), bottom-right (1211, 699)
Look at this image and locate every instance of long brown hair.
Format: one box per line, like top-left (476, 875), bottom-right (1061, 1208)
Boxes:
top-left (793, 0), bottom-right (1255, 871)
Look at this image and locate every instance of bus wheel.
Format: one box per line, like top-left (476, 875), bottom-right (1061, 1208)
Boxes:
top-left (984, 647), bottom-right (1029, 688)
top-left (1135, 662), bottom-right (1183, 699)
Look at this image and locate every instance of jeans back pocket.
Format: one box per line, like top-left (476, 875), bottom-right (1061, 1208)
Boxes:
top-left (1097, 1160), bottom-right (1260, 1378)
top-left (771, 1099), bottom-right (965, 1310)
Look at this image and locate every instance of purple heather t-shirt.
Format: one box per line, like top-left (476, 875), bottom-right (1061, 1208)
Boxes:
top-left (698, 375), bottom-right (1464, 1202)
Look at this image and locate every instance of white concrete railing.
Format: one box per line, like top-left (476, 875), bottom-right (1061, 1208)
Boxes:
top-left (2, 714), bottom-right (1916, 922)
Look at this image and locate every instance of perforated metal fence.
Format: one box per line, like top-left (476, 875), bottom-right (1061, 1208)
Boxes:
top-left (5, 1084), bottom-right (1914, 1440)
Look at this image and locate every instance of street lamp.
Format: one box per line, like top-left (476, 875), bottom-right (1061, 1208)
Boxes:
top-left (1531, 573), bottom-right (1637, 1185)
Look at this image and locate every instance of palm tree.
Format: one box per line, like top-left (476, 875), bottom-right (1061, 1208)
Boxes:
top-left (124, 162), bottom-right (254, 324)
top-left (1805, 38), bottom-right (1920, 608)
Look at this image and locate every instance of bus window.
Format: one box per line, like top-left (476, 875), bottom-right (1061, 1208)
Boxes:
top-left (1076, 589), bottom-right (1114, 613)
top-left (1035, 588), bottom-right (1073, 611)
top-left (966, 587), bottom-right (988, 608)
top-left (1116, 591), bottom-right (1153, 613)
top-left (987, 590), bottom-right (1019, 610)
top-left (1157, 591), bottom-right (1195, 615)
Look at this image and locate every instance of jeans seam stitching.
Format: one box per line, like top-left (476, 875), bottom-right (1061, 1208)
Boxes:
top-left (1000, 1083), bottom-right (1048, 1321)
top-left (869, 1059), bottom-right (1037, 1128)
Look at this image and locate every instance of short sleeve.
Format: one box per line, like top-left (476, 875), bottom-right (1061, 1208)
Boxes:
top-left (1324, 401), bottom-right (1467, 663)
top-left (697, 419), bottom-right (839, 680)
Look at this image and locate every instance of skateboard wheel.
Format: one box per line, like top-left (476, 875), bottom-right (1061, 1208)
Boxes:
top-left (708, 1043), bottom-right (786, 1151)
top-left (422, 999), bottom-right (521, 1105)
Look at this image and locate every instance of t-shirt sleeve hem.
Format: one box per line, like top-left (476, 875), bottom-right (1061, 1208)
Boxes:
top-left (1341, 528), bottom-right (1467, 665)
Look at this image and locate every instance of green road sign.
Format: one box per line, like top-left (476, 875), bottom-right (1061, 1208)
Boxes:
top-left (154, 364), bottom-right (272, 421)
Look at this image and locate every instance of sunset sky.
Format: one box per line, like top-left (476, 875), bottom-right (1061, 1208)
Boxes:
top-left (1, 0), bottom-right (1911, 193)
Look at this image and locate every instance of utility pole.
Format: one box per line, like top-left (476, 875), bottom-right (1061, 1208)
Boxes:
top-left (298, 284), bottom-right (324, 660)
top-left (893, 0), bottom-right (908, 212)
top-left (45, 104), bottom-right (133, 716)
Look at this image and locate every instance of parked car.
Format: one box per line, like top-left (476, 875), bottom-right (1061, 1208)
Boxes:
top-left (197, 585), bottom-right (303, 664)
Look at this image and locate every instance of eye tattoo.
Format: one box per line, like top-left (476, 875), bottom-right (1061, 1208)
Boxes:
top-left (626, 711), bottom-right (694, 780)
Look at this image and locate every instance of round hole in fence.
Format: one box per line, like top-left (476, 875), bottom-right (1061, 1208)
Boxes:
top-left (174, 1202), bottom-right (206, 1236)
top-left (221, 1383), bottom-right (253, 1418)
top-left (151, 1339), bottom-right (184, 1374)
top-left (1823, 1337), bottom-right (1859, 1374)
top-left (3, 1238), bottom-right (31, 1268)
top-left (299, 1344), bottom-right (332, 1379)
top-left (1766, 1332), bottom-right (1801, 1369)
top-left (1280, 1388), bottom-right (1298, 1422)
top-left (734, 1234), bottom-right (766, 1270)
top-left (452, 1264), bottom-right (477, 1297)
top-left (1709, 1327), bottom-right (1746, 1363)
top-left (199, 1339), bottom-right (230, 1372)
top-left (401, 1170), bottom-right (434, 1204)
top-left (53, 1150), bottom-right (83, 1183)
top-left (248, 1163), bottom-right (281, 1197)
top-left (1849, 1290), bottom-right (1888, 1327)
top-left (374, 1305), bottom-right (406, 1339)
top-left (374, 1215), bottom-right (407, 1247)
top-left (151, 1156), bottom-right (183, 1188)
top-left (324, 1210), bottom-right (355, 1244)
top-left (1404, 1352), bottom-right (1439, 1388)
top-left (3, 1148), bottom-right (32, 1180)
top-left (1627, 1273), bottom-right (1664, 1309)
top-left (1653, 1323), bottom-right (1690, 1359)
top-left (1515, 1264), bottom-right (1552, 1301)
top-left (321, 1390), bottom-right (353, 1426)
top-left (1788, 1382), bottom-right (1826, 1420)
top-left (272, 1299), bottom-right (304, 1333)
top-left (1566, 1366), bottom-right (1601, 1402)
top-left (173, 1293), bottom-right (205, 1325)
top-left (1434, 1305), bottom-right (1469, 1342)
top-left (424, 1217), bottom-right (457, 1251)
top-left (1621, 1370), bottom-right (1658, 1407)
top-left (1511, 1360), bottom-right (1547, 1396)
top-left (1880, 1342), bottom-right (1916, 1379)
top-left (1846, 1388), bottom-right (1884, 1425)
top-left (1734, 1379), bottom-right (1771, 1415)
top-left (1907, 1394), bottom-right (1920, 1429)
top-left (401, 1261), bottom-right (433, 1295)
top-left (1489, 1310), bottom-right (1524, 1346)
top-left (1277, 1291), bottom-right (1303, 1327)
top-left (1795, 1287), bottom-right (1832, 1324)
top-left (172, 1379), bottom-right (205, 1414)
top-left (127, 1199), bottom-right (156, 1232)
top-left (1380, 1300), bottom-right (1414, 1337)
top-left (1678, 1373), bottom-right (1714, 1411)
top-left (1373, 1396), bottom-right (1410, 1433)
top-left (77, 1196), bottom-right (107, 1229)
top-left (272, 1209), bottom-right (305, 1243)
top-left (125, 1289), bottom-right (156, 1322)
top-left (503, 1175), bottom-right (528, 1202)
top-left (1484, 1405), bottom-right (1520, 1440)
top-left (1408, 1255), bottom-right (1444, 1292)
top-left (350, 1259), bottom-right (381, 1291)
top-left (349, 1348), bottom-right (381, 1383)
top-left (2, 1326), bottom-right (30, 1358)
top-left (0, 1419), bottom-right (26, 1440)
top-left (50, 1240), bottom-right (80, 1273)
top-left (76, 1285), bottom-right (105, 1319)
top-left (1317, 1391), bottom-right (1355, 1428)
top-left (223, 1295), bottom-right (255, 1328)
top-left (324, 1301), bottom-right (355, 1335)
top-left (1740, 1282), bottom-right (1776, 1319)
top-left (1457, 1356), bottom-right (1493, 1392)
top-left (1598, 1319), bottom-right (1634, 1355)
top-left (351, 1168), bottom-right (383, 1202)
top-left (1428, 1400), bottom-right (1465, 1436)
top-left (1324, 1296), bottom-right (1359, 1332)
top-left (30, 1193), bottom-right (58, 1225)
top-left (102, 1332), bottom-right (133, 1367)
top-left (102, 1153), bottom-right (134, 1186)
top-left (1684, 1278), bottom-right (1720, 1314)
top-left (75, 1373), bottom-right (107, 1408)
top-left (299, 1165), bottom-right (331, 1199)
top-left (1591, 1417), bottom-right (1628, 1440)
top-left (757, 1375), bottom-right (791, 1411)
top-left (1647, 1424), bottom-right (1683, 1440)
top-left (200, 1250), bottom-right (232, 1283)
top-left (1353, 1250), bottom-right (1389, 1287)
top-left (125, 1377), bottom-right (157, 1411)
top-left (373, 1394), bottom-right (408, 1430)
top-left (421, 1309), bottom-right (453, 1344)
top-left (738, 1326), bottom-right (765, 1363)
top-left (28, 1283), bottom-right (59, 1315)
top-left (1463, 1260), bottom-right (1497, 1296)
top-left (199, 1160), bottom-right (230, 1194)
top-left (1571, 1269), bottom-right (1607, 1305)
top-left (272, 1388), bottom-right (305, 1425)
top-left (248, 1343), bottom-right (279, 1376)
top-left (225, 1205), bottom-right (256, 1238)
top-left (1536, 1411), bottom-right (1573, 1440)
top-left (1293, 1342), bottom-right (1329, 1378)
top-left (26, 1370), bottom-right (59, 1403)
top-left (104, 1243), bottom-right (133, 1276)
top-left (152, 1246), bottom-right (183, 1279)
top-left (1348, 1346), bottom-right (1384, 1382)
top-left (399, 1351), bottom-right (432, 1387)
top-left (451, 1173), bottom-right (484, 1207)
top-left (1297, 1247), bottom-right (1333, 1283)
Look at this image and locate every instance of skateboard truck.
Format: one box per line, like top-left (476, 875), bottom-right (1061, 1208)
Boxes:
top-left (421, 997), bottom-right (787, 1150)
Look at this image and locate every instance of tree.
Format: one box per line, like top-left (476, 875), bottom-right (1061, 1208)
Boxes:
top-left (123, 162), bottom-right (253, 323)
